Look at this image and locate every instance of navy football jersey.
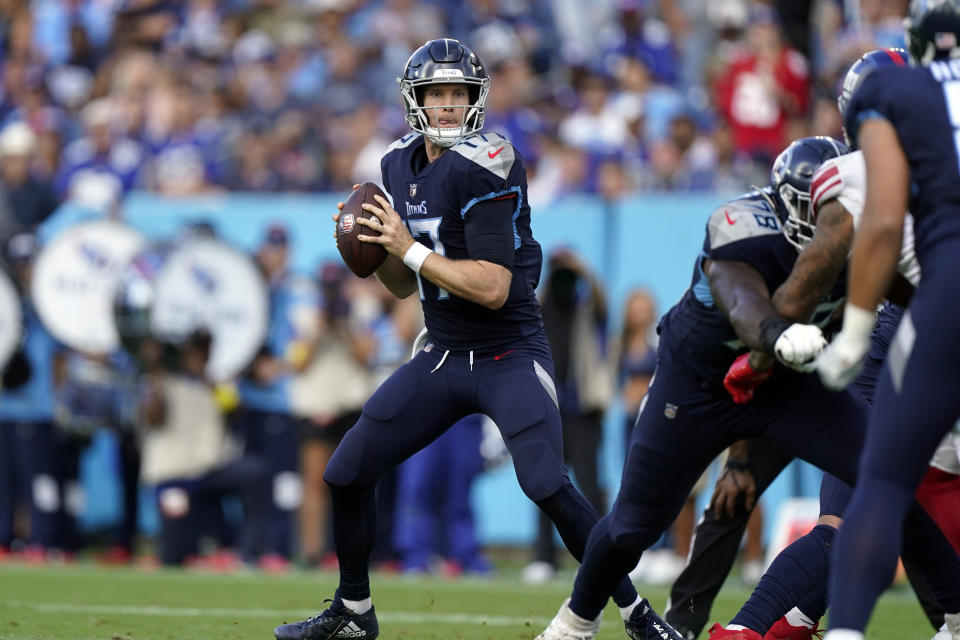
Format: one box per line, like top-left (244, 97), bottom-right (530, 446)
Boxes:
top-left (658, 189), bottom-right (847, 382)
top-left (380, 132), bottom-right (544, 352)
top-left (845, 64), bottom-right (960, 267)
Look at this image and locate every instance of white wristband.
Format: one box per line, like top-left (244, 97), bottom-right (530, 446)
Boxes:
top-left (402, 242), bottom-right (432, 273)
top-left (841, 303), bottom-right (876, 340)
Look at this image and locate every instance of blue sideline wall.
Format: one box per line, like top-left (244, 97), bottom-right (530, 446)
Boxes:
top-left (70, 191), bottom-right (825, 546)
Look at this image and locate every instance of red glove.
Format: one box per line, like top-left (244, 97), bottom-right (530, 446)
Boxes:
top-left (724, 353), bottom-right (774, 404)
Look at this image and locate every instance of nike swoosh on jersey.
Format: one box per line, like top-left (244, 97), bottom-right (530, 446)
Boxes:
top-left (724, 210), bottom-right (736, 225)
top-left (488, 147), bottom-right (504, 159)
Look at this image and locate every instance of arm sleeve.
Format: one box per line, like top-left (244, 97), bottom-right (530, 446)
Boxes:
top-left (463, 194), bottom-right (517, 269)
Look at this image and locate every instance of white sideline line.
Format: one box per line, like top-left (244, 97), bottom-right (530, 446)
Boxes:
top-left (4, 601), bottom-right (553, 627)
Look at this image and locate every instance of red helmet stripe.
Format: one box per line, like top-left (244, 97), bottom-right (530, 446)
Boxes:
top-left (886, 48), bottom-right (907, 65)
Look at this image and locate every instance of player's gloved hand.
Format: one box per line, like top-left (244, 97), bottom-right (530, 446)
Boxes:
top-left (724, 352), bottom-right (774, 404)
top-left (816, 303), bottom-right (876, 390)
top-left (773, 323), bottom-right (827, 372)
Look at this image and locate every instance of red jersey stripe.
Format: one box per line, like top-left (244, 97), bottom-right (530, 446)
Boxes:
top-left (813, 177), bottom-right (843, 211)
top-left (810, 165), bottom-right (840, 200)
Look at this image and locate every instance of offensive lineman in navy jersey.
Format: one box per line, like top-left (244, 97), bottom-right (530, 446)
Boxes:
top-left (274, 38), bottom-right (670, 640)
top-left (813, 3), bottom-right (960, 639)
top-left (535, 136), bottom-right (872, 640)
top-left (536, 127), bottom-right (960, 640)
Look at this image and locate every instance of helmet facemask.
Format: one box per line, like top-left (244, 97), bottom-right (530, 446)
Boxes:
top-left (779, 183), bottom-right (815, 251)
top-left (769, 136), bottom-right (848, 252)
top-left (399, 75), bottom-right (490, 147)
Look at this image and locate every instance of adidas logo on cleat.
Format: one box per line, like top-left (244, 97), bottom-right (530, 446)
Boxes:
top-left (336, 622), bottom-right (368, 638)
top-left (653, 621), bottom-right (671, 639)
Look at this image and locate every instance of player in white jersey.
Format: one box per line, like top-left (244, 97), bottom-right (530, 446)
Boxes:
top-left (809, 151), bottom-right (921, 289)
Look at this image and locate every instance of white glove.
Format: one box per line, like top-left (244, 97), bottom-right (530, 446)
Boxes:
top-left (815, 303), bottom-right (876, 390)
top-left (774, 323), bottom-right (827, 372)
top-left (815, 331), bottom-right (870, 389)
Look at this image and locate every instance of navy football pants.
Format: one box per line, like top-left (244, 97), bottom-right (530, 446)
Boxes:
top-left (569, 344), bottom-right (960, 621)
top-left (830, 255), bottom-right (960, 632)
top-left (325, 340), bottom-right (637, 605)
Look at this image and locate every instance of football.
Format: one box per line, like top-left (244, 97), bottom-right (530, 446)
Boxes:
top-left (335, 182), bottom-right (389, 278)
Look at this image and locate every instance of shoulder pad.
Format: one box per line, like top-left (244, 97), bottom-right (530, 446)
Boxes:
top-left (811, 151), bottom-right (863, 211)
top-left (707, 195), bottom-right (783, 250)
top-left (384, 133), bottom-right (421, 155)
top-left (451, 132), bottom-right (515, 180)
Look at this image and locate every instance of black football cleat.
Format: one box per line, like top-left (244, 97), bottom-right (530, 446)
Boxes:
top-left (274, 597), bottom-right (379, 640)
top-left (624, 598), bottom-right (686, 640)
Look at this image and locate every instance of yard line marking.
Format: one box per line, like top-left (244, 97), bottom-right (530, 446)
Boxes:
top-left (3, 601), bottom-right (553, 627)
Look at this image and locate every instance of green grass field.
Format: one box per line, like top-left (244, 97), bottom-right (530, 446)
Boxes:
top-left (0, 564), bottom-right (932, 640)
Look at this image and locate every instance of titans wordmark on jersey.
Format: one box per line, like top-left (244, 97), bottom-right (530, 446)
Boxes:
top-left (380, 132), bottom-right (544, 353)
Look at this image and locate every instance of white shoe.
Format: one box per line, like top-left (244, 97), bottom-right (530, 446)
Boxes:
top-left (644, 550), bottom-right (684, 585)
top-left (535, 598), bottom-right (601, 640)
top-left (742, 559), bottom-right (765, 586)
top-left (522, 560), bottom-right (557, 584)
top-left (629, 550), bottom-right (655, 582)
top-left (932, 612), bottom-right (960, 640)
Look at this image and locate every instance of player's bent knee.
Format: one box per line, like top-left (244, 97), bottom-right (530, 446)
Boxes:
top-left (512, 451), bottom-right (566, 502)
top-left (322, 429), bottom-right (368, 488)
top-left (516, 469), bottom-right (566, 503)
top-left (506, 424), bottom-right (567, 502)
top-left (608, 512), bottom-right (669, 554)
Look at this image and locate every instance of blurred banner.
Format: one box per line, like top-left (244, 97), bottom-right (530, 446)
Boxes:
top-left (147, 239), bottom-right (268, 382)
top-left (117, 190), bottom-right (727, 323)
top-left (32, 220), bottom-right (145, 356)
top-left (0, 266), bottom-right (21, 372)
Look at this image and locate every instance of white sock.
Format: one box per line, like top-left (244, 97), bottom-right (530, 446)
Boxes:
top-left (620, 595), bottom-right (642, 621)
top-left (562, 602), bottom-right (598, 630)
top-left (823, 630), bottom-right (864, 640)
top-left (785, 607), bottom-right (816, 629)
top-left (726, 624), bottom-right (747, 631)
top-left (945, 612), bottom-right (960, 637)
top-left (341, 597), bottom-right (371, 615)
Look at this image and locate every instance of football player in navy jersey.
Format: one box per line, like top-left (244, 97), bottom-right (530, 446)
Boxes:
top-left (535, 136), bottom-right (871, 640)
top-left (812, 3), bottom-right (960, 639)
top-left (705, 48), bottom-right (960, 640)
top-left (274, 38), bottom-right (668, 640)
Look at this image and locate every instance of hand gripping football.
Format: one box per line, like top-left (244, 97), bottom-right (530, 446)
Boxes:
top-left (336, 182), bottom-right (389, 278)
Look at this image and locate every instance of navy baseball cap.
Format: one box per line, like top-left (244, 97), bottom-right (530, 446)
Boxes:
top-left (264, 225), bottom-right (288, 246)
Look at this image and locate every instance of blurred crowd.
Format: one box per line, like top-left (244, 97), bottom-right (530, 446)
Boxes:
top-left (0, 0), bottom-right (910, 231)
top-left (0, 0), bottom-right (911, 574)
